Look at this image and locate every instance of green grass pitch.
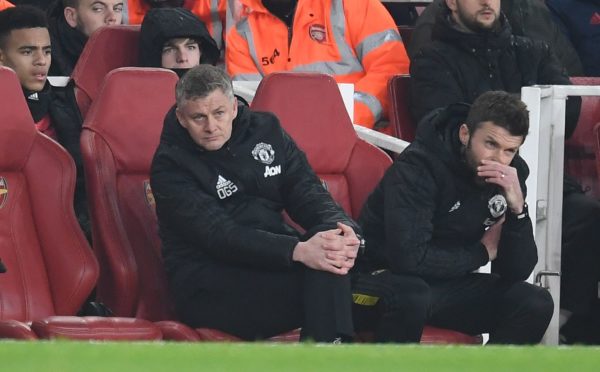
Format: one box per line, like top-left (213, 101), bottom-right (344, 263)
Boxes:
top-left (3, 341), bottom-right (600, 371)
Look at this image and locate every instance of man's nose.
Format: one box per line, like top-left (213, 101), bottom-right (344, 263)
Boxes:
top-left (33, 50), bottom-right (48, 66)
top-left (105, 9), bottom-right (118, 24)
top-left (176, 47), bottom-right (188, 63)
top-left (205, 117), bottom-right (218, 132)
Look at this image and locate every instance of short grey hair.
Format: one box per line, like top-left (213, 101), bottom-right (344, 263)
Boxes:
top-left (175, 65), bottom-right (235, 106)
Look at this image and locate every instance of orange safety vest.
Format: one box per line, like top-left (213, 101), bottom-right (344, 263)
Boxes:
top-left (226, 0), bottom-right (410, 129)
top-left (0, 0), bottom-right (14, 11)
top-left (125, 0), bottom-right (226, 49)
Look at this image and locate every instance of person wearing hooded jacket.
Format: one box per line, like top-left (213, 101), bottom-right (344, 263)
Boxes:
top-left (408, 0), bottom-right (584, 76)
top-left (138, 6), bottom-right (219, 77)
top-left (409, 0), bottom-right (581, 132)
top-left (358, 91), bottom-right (554, 344)
top-left (124, 0), bottom-right (226, 51)
top-left (151, 65), bottom-right (361, 342)
top-left (47, 0), bottom-right (124, 77)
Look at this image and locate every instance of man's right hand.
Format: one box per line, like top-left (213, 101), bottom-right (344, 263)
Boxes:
top-left (292, 227), bottom-right (356, 275)
top-left (481, 217), bottom-right (504, 261)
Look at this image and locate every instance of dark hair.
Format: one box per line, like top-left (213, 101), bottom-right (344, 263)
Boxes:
top-left (0, 6), bottom-right (48, 50)
top-left (62, 0), bottom-right (78, 8)
top-left (176, 65), bottom-right (233, 106)
top-left (465, 91), bottom-right (529, 141)
top-left (144, 0), bottom-right (185, 7)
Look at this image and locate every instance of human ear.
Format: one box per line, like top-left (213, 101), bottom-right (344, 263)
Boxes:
top-left (459, 123), bottom-right (470, 146)
top-left (64, 7), bottom-right (79, 29)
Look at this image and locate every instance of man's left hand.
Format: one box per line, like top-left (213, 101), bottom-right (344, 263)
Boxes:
top-left (322, 222), bottom-right (360, 268)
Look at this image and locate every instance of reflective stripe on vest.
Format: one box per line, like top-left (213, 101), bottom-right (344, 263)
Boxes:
top-left (355, 29), bottom-right (401, 61)
top-left (210, 0), bottom-right (223, 49)
top-left (355, 90), bottom-right (382, 121)
top-left (235, 17), bottom-right (266, 77)
top-left (234, 73), bottom-right (263, 81)
top-left (123, 0), bottom-right (130, 24)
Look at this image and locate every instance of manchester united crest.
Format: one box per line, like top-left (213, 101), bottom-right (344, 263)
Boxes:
top-left (488, 194), bottom-right (507, 218)
top-left (252, 142), bottom-right (275, 165)
top-left (309, 24), bottom-right (327, 43)
top-left (0, 177), bottom-right (7, 209)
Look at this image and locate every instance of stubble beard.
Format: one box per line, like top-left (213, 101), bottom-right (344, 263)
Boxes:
top-left (456, 5), bottom-right (500, 33)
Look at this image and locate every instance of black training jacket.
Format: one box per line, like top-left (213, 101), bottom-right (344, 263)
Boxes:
top-left (358, 103), bottom-right (537, 281)
top-left (409, 13), bottom-right (581, 138)
top-left (151, 105), bottom-right (357, 299)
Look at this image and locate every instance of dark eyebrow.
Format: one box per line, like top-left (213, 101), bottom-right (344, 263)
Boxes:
top-left (18, 44), bottom-right (51, 49)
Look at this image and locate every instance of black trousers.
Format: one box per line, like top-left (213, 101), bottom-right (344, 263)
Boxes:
top-left (351, 270), bottom-right (430, 343)
top-left (352, 270), bottom-right (552, 344)
top-left (175, 263), bottom-right (353, 342)
top-left (426, 273), bottom-right (554, 344)
top-left (561, 191), bottom-right (600, 316)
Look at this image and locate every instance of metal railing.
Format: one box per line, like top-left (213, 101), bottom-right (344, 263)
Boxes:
top-left (521, 84), bottom-right (600, 345)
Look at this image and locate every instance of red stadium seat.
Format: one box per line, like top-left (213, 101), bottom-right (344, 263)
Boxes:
top-left (251, 71), bottom-right (482, 345)
top-left (0, 66), bottom-right (161, 341)
top-left (388, 74), bottom-right (417, 142)
top-left (80, 67), bottom-right (298, 342)
top-left (80, 67), bottom-right (182, 327)
top-left (565, 77), bottom-right (600, 197)
top-left (71, 25), bottom-right (140, 118)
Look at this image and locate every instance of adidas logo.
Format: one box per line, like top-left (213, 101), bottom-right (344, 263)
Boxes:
top-left (216, 175), bottom-right (238, 200)
top-left (448, 200), bottom-right (461, 213)
top-left (27, 92), bottom-right (39, 101)
top-left (591, 12), bottom-right (600, 25)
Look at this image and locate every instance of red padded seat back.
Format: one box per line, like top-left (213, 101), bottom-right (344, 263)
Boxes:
top-left (81, 68), bottom-right (178, 321)
top-left (0, 67), bottom-right (98, 321)
top-left (565, 77), bottom-right (600, 197)
top-left (71, 25), bottom-right (140, 118)
top-left (251, 72), bottom-right (392, 218)
top-left (388, 74), bottom-right (416, 142)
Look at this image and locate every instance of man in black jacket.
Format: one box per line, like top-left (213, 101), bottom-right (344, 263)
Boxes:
top-left (47, 0), bottom-right (124, 76)
top-left (409, 0), bottom-right (581, 131)
top-left (410, 0), bottom-right (600, 344)
top-left (359, 91), bottom-right (554, 344)
top-left (408, 0), bottom-right (583, 76)
top-left (0, 5), bottom-right (90, 239)
top-left (150, 65), bottom-right (360, 342)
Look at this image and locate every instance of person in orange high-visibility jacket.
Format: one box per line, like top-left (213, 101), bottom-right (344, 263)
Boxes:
top-left (226, 0), bottom-right (410, 130)
top-left (124, 0), bottom-right (226, 49)
top-left (0, 0), bottom-right (14, 11)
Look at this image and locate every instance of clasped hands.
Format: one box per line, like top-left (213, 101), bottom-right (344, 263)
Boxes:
top-left (292, 222), bottom-right (360, 275)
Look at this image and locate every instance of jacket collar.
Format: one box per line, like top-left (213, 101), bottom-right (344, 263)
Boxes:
top-left (432, 12), bottom-right (513, 52)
